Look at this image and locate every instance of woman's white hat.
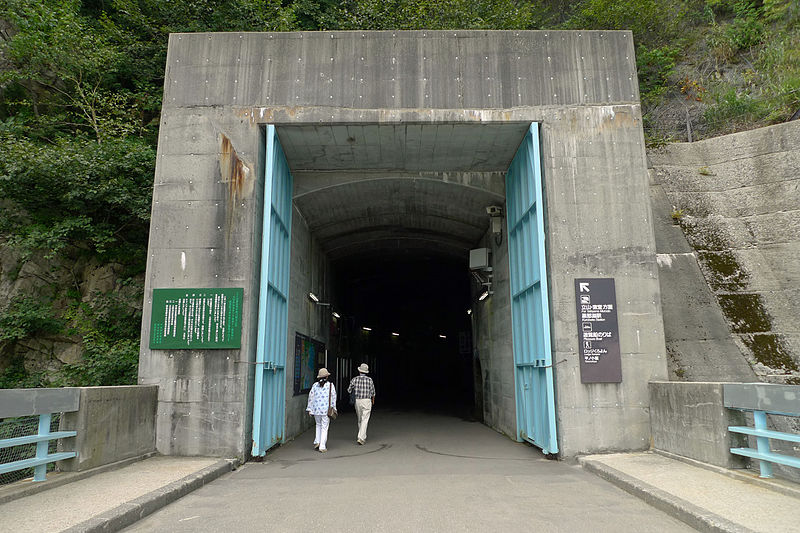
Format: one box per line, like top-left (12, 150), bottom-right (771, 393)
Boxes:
top-left (317, 368), bottom-right (330, 378)
top-left (357, 363), bottom-right (369, 374)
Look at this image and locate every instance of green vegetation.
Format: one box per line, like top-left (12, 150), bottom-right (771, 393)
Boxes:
top-left (1, 0), bottom-right (798, 387)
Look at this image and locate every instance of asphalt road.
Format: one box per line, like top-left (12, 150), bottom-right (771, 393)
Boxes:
top-left (123, 409), bottom-right (697, 532)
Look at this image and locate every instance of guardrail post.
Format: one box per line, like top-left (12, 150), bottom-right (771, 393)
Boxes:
top-left (752, 410), bottom-right (774, 479)
top-left (33, 413), bottom-right (52, 482)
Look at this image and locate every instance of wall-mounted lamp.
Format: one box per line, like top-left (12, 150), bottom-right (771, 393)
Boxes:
top-left (362, 326), bottom-right (372, 332)
top-left (438, 334), bottom-right (447, 339)
top-left (467, 309), bottom-right (472, 315)
top-left (308, 292), bottom-right (331, 306)
top-left (391, 332), bottom-right (400, 337)
top-left (478, 290), bottom-right (490, 301)
top-left (332, 311), bottom-right (341, 319)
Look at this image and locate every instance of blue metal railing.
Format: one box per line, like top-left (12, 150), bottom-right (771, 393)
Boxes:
top-left (724, 383), bottom-right (800, 479)
top-left (0, 389), bottom-right (79, 482)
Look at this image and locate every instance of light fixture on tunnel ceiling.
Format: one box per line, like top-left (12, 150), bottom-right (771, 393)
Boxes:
top-left (438, 334), bottom-right (447, 339)
top-left (362, 326), bottom-right (372, 332)
top-left (392, 332), bottom-right (400, 337)
top-left (308, 292), bottom-right (331, 306)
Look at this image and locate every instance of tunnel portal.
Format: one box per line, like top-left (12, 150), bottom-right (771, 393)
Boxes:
top-left (282, 122), bottom-right (525, 421)
top-left (140, 31), bottom-right (667, 462)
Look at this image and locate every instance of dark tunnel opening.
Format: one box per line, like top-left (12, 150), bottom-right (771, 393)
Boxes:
top-left (330, 253), bottom-right (478, 419)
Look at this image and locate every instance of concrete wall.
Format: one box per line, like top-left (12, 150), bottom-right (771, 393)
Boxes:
top-left (544, 106), bottom-right (667, 457)
top-left (649, 381), bottom-right (746, 468)
top-left (58, 386), bottom-right (157, 471)
top-left (284, 206), bottom-right (331, 441)
top-left (145, 30), bottom-right (666, 458)
top-left (139, 106), bottom-right (264, 458)
top-left (651, 169), bottom-right (756, 381)
top-left (650, 121), bottom-right (800, 385)
top-left (473, 227), bottom-right (516, 438)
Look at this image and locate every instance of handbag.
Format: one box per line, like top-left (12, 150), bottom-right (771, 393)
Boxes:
top-left (327, 382), bottom-right (337, 420)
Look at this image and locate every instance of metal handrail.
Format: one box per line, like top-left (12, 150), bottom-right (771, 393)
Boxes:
top-left (0, 389), bottom-right (79, 483)
top-left (723, 383), bottom-right (800, 479)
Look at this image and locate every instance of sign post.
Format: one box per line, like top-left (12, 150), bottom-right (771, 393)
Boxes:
top-left (574, 278), bottom-right (622, 383)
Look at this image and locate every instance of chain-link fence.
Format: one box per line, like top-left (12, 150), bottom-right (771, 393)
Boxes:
top-left (0, 413), bottom-right (62, 485)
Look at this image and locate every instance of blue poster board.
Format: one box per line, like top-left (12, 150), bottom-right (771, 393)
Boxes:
top-left (294, 333), bottom-right (325, 395)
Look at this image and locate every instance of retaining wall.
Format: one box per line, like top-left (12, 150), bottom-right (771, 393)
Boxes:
top-left (58, 386), bottom-right (157, 471)
top-left (649, 381), bottom-right (746, 468)
top-left (650, 121), bottom-right (800, 384)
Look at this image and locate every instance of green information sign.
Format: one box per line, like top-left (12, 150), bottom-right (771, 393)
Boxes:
top-left (149, 288), bottom-right (243, 349)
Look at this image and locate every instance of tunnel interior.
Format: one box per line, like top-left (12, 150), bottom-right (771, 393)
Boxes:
top-left (331, 252), bottom-right (475, 416)
top-left (279, 122), bottom-right (531, 419)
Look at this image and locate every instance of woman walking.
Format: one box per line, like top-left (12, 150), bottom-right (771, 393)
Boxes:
top-left (306, 368), bottom-right (337, 452)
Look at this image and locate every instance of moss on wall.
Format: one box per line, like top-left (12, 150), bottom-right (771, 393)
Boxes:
top-left (717, 293), bottom-right (772, 333)
top-left (741, 334), bottom-right (799, 371)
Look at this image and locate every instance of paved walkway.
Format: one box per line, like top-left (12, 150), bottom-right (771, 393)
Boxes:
top-left (0, 456), bottom-right (231, 533)
top-left (124, 411), bottom-right (694, 533)
top-left (581, 452), bottom-right (800, 533)
top-left (1, 410), bottom-right (797, 532)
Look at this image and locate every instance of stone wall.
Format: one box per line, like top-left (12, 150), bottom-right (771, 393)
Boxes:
top-left (650, 121), bottom-right (800, 384)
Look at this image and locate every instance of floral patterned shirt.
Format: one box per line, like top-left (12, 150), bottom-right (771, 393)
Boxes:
top-left (306, 381), bottom-right (336, 416)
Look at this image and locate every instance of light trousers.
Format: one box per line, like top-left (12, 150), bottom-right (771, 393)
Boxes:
top-left (355, 398), bottom-right (372, 441)
top-left (313, 414), bottom-right (330, 451)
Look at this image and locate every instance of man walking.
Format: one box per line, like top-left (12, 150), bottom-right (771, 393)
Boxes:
top-left (347, 363), bottom-right (375, 445)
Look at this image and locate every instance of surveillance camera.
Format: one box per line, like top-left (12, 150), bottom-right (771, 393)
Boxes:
top-left (486, 205), bottom-right (503, 217)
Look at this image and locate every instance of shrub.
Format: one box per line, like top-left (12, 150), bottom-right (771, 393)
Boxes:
top-left (637, 45), bottom-right (681, 104)
top-left (0, 296), bottom-right (62, 343)
top-left (565, 0), bottom-right (688, 46)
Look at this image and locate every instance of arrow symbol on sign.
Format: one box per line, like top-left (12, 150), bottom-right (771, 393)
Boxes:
top-left (579, 282), bottom-right (590, 292)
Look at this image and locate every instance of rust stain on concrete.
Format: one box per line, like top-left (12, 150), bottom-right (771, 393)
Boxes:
top-left (219, 133), bottom-right (254, 237)
top-left (220, 134), bottom-right (248, 201)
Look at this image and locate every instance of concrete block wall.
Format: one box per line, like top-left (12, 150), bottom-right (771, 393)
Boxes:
top-left (650, 121), bottom-right (800, 385)
top-left (58, 386), bottom-right (157, 471)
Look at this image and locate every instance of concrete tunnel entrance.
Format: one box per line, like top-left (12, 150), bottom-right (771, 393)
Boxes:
top-left (331, 254), bottom-right (476, 416)
top-left (142, 30), bottom-right (665, 461)
top-left (281, 122), bottom-right (531, 426)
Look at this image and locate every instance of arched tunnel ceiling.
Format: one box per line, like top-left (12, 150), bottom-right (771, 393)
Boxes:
top-left (294, 177), bottom-right (504, 261)
top-left (278, 123), bottom-right (528, 263)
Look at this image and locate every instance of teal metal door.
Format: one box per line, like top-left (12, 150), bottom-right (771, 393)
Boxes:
top-left (252, 125), bottom-right (293, 457)
top-left (506, 123), bottom-right (558, 454)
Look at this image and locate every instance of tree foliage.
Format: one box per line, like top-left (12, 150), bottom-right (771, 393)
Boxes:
top-left (0, 0), bottom-right (798, 387)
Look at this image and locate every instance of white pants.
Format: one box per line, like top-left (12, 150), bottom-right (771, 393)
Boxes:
top-left (313, 414), bottom-right (330, 451)
top-left (355, 398), bottom-right (372, 441)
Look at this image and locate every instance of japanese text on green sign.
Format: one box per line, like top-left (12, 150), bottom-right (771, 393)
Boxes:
top-left (150, 288), bottom-right (243, 349)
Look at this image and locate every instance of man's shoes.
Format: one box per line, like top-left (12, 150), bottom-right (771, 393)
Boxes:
top-left (314, 443), bottom-right (320, 450)
top-left (357, 438), bottom-right (365, 445)
top-left (319, 448), bottom-right (327, 453)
